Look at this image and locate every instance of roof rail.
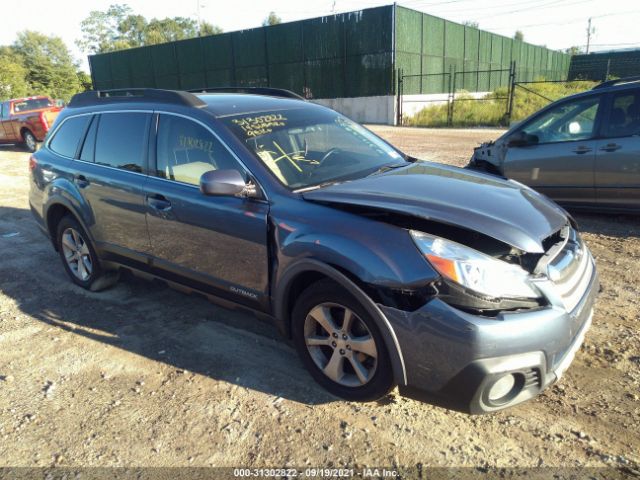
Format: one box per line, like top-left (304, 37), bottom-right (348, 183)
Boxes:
top-left (187, 86), bottom-right (306, 101)
top-left (592, 76), bottom-right (640, 90)
top-left (68, 89), bottom-right (207, 108)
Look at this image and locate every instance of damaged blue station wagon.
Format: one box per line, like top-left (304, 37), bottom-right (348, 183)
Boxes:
top-left (29, 88), bottom-right (598, 413)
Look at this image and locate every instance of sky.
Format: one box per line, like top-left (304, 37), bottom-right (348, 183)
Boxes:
top-left (1, 0), bottom-right (639, 71)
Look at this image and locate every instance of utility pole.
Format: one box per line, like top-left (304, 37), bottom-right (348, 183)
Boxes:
top-left (196, 0), bottom-right (203, 36)
top-left (586, 17), bottom-right (595, 54)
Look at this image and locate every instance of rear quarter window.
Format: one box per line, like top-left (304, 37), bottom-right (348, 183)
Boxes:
top-left (94, 112), bottom-right (151, 173)
top-left (49, 115), bottom-right (92, 158)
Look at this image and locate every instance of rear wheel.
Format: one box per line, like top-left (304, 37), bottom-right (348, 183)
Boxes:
top-left (55, 215), bottom-right (117, 291)
top-left (292, 279), bottom-right (394, 401)
top-left (22, 130), bottom-right (37, 153)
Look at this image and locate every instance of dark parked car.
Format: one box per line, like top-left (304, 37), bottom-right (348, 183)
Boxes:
top-left (29, 88), bottom-right (598, 414)
top-left (469, 77), bottom-right (640, 212)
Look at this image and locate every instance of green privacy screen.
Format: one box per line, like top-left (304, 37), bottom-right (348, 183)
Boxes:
top-left (90, 5), bottom-right (394, 99)
top-left (569, 50), bottom-right (640, 81)
top-left (394, 6), bottom-right (570, 94)
top-left (89, 4), bottom-right (570, 99)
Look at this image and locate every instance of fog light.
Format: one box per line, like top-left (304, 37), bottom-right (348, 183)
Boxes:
top-left (488, 374), bottom-right (516, 402)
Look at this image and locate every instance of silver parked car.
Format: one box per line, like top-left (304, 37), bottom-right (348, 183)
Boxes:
top-left (469, 77), bottom-right (640, 212)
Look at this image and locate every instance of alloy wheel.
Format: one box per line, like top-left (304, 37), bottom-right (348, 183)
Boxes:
top-left (303, 302), bottom-right (378, 387)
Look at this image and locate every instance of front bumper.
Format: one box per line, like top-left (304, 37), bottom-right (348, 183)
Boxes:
top-left (381, 259), bottom-right (599, 414)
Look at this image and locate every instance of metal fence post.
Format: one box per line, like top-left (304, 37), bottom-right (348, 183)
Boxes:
top-left (396, 68), bottom-right (404, 126)
top-left (506, 60), bottom-right (516, 125)
top-left (447, 65), bottom-right (455, 127)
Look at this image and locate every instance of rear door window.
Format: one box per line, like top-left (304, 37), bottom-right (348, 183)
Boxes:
top-left (94, 112), bottom-right (151, 173)
top-left (49, 115), bottom-right (92, 158)
top-left (603, 89), bottom-right (640, 138)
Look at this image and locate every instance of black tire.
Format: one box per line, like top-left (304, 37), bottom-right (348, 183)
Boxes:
top-left (292, 279), bottom-right (395, 401)
top-left (55, 215), bottom-right (116, 291)
top-left (22, 130), bottom-right (37, 153)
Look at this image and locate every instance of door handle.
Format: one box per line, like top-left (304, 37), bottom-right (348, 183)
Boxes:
top-left (599, 143), bottom-right (621, 152)
top-left (74, 174), bottom-right (90, 188)
top-left (572, 146), bottom-right (592, 154)
top-left (146, 194), bottom-right (172, 211)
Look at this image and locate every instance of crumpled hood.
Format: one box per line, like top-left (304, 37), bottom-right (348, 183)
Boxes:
top-left (302, 162), bottom-right (568, 253)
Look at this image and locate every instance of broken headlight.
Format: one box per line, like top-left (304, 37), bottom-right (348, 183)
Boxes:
top-left (410, 230), bottom-right (541, 300)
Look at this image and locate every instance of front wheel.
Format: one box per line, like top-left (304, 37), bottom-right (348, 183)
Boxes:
top-left (292, 279), bottom-right (395, 401)
top-left (22, 130), bottom-right (37, 153)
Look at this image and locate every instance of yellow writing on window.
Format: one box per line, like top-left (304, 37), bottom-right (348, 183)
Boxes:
top-left (232, 114), bottom-right (287, 137)
top-left (178, 135), bottom-right (213, 153)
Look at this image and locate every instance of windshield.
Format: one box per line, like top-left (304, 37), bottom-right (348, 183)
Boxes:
top-left (13, 98), bottom-right (53, 113)
top-left (220, 107), bottom-right (406, 190)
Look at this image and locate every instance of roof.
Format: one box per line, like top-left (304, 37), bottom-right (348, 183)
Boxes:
top-left (592, 76), bottom-right (640, 90)
top-left (4, 95), bottom-right (52, 103)
top-left (196, 93), bottom-right (316, 118)
top-left (66, 88), bottom-right (313, 117)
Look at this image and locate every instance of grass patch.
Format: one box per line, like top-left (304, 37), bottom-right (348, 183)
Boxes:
top-left (405, 80), bottom-right (599, 128)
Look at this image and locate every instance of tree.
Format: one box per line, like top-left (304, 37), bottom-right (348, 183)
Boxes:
top-left (514, 30), bottom-right (524, 41)
top-left (0, 47), bottom-right (29, 100)
top-left (263, 12), bottom-right (282, 26)
top-left (76, 4), bottom-right (223, 54)
top-left (76, 4), bottom-right (135, 54)
top-left (565, 46), bottom-right (583, 55)
top-left (76, 71), bottom-right (93, 92)
top-left (13, 31), bottom-right (81, 101)
top-left (462, 20), bottom-right (479, 28)
top-left (145, 17), bottom-right (201, 44)
top-left (200, 21), bottom-right (224, 36)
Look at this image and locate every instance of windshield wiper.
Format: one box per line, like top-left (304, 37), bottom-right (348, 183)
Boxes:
top-left (294, 180), bottom-right (344, 193)
top-left (367, 162), bottom-right (411, 177)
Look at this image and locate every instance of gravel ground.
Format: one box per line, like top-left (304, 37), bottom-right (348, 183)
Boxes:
top-left (0, 128), bottom-right (639, 474)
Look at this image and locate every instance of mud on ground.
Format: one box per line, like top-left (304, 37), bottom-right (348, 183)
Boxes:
top-left (0, 128), bottom-right (638, 471)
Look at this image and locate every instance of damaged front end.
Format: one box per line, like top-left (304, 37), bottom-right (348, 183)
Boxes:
top-left (294, 160), bottom-right (597, 413)
top-left (469, 139), bottom-right (506, 175)
top-left (328, 204), bottom-right (550, 317)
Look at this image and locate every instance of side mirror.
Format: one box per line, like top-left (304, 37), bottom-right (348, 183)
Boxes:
top-left (507, 131), bottom-right (538, 147)
top-left (200, 169), bottom-right (247, 196)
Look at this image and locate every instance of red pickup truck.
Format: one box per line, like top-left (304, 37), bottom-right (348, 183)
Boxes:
top-left (0, 96), bottom-right (61, 152)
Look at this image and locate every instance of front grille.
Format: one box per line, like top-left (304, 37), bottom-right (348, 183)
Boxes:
top-left (540, 227), bottom-right (593, 312)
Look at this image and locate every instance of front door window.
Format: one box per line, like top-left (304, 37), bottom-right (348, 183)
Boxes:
top-left (522, 96), bottom-right (601, 144)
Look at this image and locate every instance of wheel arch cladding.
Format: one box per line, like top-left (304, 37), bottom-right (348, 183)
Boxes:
top-left (274, 259), bottom-right (408, 385)
top-left (45, 195), bottom-right (95, 251)
top-left (46, 203), bottom-right (72, 247)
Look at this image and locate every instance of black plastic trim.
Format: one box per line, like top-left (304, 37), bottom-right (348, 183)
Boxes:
top-left (274, 259), bottom-right (407, 385)
top-left (68, 89), bottom-right (207, 108)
